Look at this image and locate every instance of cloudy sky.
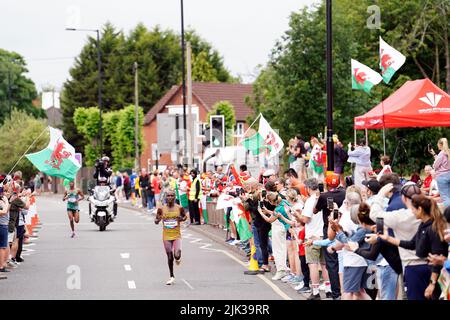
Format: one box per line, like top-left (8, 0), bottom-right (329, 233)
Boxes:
top-left (1, 0), bottom-right (318, 91)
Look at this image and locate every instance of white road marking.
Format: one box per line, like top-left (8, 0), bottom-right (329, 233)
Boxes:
top-left (120, 253), bottom-right (130, 259)
top-left (127, 281), bottom-right (136, 289)
top-left (23, 243), bottom-right (36, 247)
top-left (184, 230), bottom-right (293, 300)
top-left (124, 265), bottom-right (132, 271)
top-left (182, 278), bottom-right (194, 290)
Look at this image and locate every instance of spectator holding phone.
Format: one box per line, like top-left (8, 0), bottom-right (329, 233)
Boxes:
top-left (378, 194), bottom-right (448, 300)
top-left (300, 178), bottom-right (330, 300)
top-left (330, 203), bottom-right (375, 300)
top-left (369, 182), bottom-right (425, 300)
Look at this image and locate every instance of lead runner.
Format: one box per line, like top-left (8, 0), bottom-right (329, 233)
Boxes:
top-left (154, 189), bottom-right (187, 285)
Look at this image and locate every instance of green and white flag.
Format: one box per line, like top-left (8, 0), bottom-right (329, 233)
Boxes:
top-left (351, 59), bottom-right (383, 94)
top-left (26, 126), bottom-right (81, 181)
top-left (231, 203), bottom-right (253, 242)
top-left (379, 37), bottom-right (406, 84)
top-left (241, 132), bottom-right (271, 156)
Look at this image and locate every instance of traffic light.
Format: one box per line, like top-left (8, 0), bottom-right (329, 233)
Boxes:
top-left (210, 115), bottom-right (225, 148)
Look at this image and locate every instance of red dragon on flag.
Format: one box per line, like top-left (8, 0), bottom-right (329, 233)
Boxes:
top-left (45, 139), bottom-right (72, 170)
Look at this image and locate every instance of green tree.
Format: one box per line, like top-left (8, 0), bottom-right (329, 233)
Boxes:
top-left (248, 0), bottom-right (450, 172)
top-left (192, 51), bottom-right (218, 82)
top-left (74, 105), bottom-right (144, 169)
top-left (0, 49), bottom-right (45, 124)
top-left (62, 23), bottom-right (236, 157)
top-left (73, 107), bottom-right (101, 165)
top-left (0, 110), bottom-right (48, 180)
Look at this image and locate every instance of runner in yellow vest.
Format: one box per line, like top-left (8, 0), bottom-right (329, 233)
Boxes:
top-left (188, 169), bottom-right (202, 225)
top-left (155, 189), bottom-right (186, 285)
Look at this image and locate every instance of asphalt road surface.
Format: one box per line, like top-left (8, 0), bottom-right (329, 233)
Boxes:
top-left (0, 195), bottom-right (300, 300)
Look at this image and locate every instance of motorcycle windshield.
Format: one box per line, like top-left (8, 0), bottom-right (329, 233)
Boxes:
top-left (94, 186), bottom-right (110, 201)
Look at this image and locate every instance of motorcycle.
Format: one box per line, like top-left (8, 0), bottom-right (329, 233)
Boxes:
top-left (88, 185), bottom-right (116, 231)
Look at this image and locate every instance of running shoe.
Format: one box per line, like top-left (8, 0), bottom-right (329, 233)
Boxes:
top-left (297, 286), bottom-right (312, 294)
top-left (6, 261), bottom-right (18, 269)
top-left (271, 271), bottom-right (287, 281)
top-left (289, 275), bottom-right (303, 285)
top-left (166, 277), bottom-right (175, 285)
top-left (0, 268), bottom-right (10, 273)
top-left (281, 274), bottom-right (294, 283)
top-left (71, 232), bottom-right (76, 238)
top-left (325, 292), bottom-right (333, 300)
top-left (294, 281), bottom-right (305, 290)
top-left (307, 293), bottom-right (321, 300)
top-left (175, 257), bottom-right (181, 266)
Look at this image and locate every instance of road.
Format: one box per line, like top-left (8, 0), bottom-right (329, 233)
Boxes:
top-left (0, 195), bottom-right (299, 300)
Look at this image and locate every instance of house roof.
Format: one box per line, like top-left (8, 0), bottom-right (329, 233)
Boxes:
top-left (143, 82), bottom-right (254, 125)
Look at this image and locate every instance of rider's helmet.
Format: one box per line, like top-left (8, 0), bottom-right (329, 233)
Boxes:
top-left (101, 156), bottom-right (110, 163)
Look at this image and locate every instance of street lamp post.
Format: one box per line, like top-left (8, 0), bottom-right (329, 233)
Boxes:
top-left (66, 28), bottom-right (103, 156)
top-left (133, 62), bottom-right (140, 171)
top-left (326, 0), bottom-right (334, 174)
top-left (180, 0), bottom-right (187, 165)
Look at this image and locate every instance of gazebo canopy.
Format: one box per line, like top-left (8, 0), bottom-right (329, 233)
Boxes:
top-left (354, 79), bottom-right (450, 130)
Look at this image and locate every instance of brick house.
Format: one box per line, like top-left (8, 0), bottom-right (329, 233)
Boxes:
top-left (140, 82), bottom-right (254, 169)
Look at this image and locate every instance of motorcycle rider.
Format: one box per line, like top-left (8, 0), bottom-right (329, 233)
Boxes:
top-left (93, 156), bottom-right (113, 185)
top-left (92, 156), bottom-right (117, 220)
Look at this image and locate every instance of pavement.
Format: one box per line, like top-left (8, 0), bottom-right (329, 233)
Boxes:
top-left (0, 194), bottom-right (310, 300)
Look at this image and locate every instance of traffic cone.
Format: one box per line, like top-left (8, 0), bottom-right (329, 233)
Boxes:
top-left (244, 245), bottom-right (261, 275)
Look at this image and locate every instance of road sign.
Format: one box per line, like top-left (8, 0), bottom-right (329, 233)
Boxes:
top-left (157, 114), bottom-right (177, 152)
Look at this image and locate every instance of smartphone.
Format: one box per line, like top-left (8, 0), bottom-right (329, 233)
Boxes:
top-left (333, 209), bottom-right (339, 220)
top-left (376, 217), bottom-right (384, 234)
top-left (319, 183), bottom-right (324, 193)
top-left (327, 197), bottom-right (334, 210)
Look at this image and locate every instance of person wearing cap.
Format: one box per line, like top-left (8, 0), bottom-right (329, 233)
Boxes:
top-left (262, 169), bottom-right (277, 184)
top-left (362, 179), bottom-right (381, 206)
top-left (312, 173), bottom-right (346, 300)
top-left (368, 181), bottom-right (427, 300)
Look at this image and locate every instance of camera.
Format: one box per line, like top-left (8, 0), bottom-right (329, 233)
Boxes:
top-left (261, 190), bottom-right (267, 198)
top-left (95, 159), bottom-right (105, 168)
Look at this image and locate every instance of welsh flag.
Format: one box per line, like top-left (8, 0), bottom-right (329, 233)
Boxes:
top-left (242, 114), bottom-right (284, 158)
top-left (231, 203), bottom-right (253, 242)
top-left (379, 37), bottom-right (406, 84)
top-left (25, 127), bottom-right (81, 181)
top-left (351, 59), bottom-right (383, 94)
top-left (241, 133), bottom-right (272, 156)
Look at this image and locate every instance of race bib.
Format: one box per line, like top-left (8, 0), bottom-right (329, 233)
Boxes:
top-left (68, 197), bottom-right (77, 203)
top-left (163, 219), bottom-right (178, 229)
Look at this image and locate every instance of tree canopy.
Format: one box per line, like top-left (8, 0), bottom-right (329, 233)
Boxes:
top-left (61, 23), bottom-right (236, 155)
top-left (0, 49), bottom-right (44, 124)
top-left (247, 0), bottom-right (450, 173)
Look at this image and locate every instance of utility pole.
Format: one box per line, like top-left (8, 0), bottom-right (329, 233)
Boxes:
top-left (187, 41), bottom-right (194, 168)
top-left (326, 0), bottom-right (334, 174)
top-left (180, 0), bottom-right (187, 164)
top-left (96, 30), bottom-right (103, 156)
top-left (7, 65), bottom-right (11, 119)
top-left (134, 62), bottom-right (140, 171)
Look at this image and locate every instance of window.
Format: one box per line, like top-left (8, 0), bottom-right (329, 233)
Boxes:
top-left (235, 122), bottom-right (244, 136)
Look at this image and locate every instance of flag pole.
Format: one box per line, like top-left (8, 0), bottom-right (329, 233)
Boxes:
top-left (237, 113), bottom-right (262, 145)
top-left (3, 126), bottom-right (49, 182)
top-left (381, 86), bottom-right (386, 156)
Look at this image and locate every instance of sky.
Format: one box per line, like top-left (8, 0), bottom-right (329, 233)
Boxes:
top-left (0, 0), bottom-right (318, 92)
